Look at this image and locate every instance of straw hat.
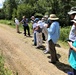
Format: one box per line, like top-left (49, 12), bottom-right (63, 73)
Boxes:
top-left (71, 15), bottom-right (76, 23)
top-left (48, 14), bottom-right (59, 20)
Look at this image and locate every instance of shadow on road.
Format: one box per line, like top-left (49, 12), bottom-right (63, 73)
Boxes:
top-left (54, 61), bottom-right (72, 73)
top-left (48, 53), bottom-right (72, 73)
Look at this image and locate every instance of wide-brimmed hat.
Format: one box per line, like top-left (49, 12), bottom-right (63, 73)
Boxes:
top-left (48, 14), bottom-right (59, 20)
top-left (71, 15), bottom-right (76, 23)
top-left (68, 10), bottom-right (76, 15)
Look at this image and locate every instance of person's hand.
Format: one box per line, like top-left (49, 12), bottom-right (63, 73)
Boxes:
top-left (44, 24), bottom-right (49, 28)
top-left (68, 41), bottom-right (73, 48)
top-left (68, 41), bottom-right (76, 52)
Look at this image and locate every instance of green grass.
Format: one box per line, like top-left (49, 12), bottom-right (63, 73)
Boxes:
top-left (0, 53), bottom-right (13, 75)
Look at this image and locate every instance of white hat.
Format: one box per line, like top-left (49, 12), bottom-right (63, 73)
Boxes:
top-left (68, 10), bottom-right (76, 15)
top-left (48, 14), bottom-right (59, 20)
top-left (71, 15), bottom-right (76, 23)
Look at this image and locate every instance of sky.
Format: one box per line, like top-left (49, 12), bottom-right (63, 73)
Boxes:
top-left (0, 0), bottom-right (5, 8)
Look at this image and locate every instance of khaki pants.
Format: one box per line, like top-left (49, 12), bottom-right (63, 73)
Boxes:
top-left (16, 25), bottom-right (19, 33)
top-left (36, 32), bottom-right (42, 47)
top-left (42, 26), bottom-right (48, 40)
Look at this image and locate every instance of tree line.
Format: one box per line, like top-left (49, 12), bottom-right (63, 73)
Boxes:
top-left (0, 0), bottom-right (76, 27)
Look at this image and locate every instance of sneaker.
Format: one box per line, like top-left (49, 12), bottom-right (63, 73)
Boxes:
top-left (44, 50), bottom-right (49, 54)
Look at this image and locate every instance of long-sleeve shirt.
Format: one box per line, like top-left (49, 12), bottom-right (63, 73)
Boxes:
top-left (47, 21), bottom-right (60, 44)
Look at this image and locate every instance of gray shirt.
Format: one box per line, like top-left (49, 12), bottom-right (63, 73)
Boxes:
top-left (69, 25), bottom-right (76, 41)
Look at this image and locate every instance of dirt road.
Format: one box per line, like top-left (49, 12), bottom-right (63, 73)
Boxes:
top-left (0, 24), bottom-right (72, 75)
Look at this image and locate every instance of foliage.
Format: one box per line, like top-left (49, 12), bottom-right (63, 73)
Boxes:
top-left (17, 4), bottom-right (34, 20)
top-left (0, 9), bottom-right (5, 19)
top-left (12, 9), bottom-right (17, 21)
top-left (59, 26), bottom-right (71, 42)
top-left (0, 0), bottom-right (76, 26)
top-left (3, 0), bottom-right (17, 19)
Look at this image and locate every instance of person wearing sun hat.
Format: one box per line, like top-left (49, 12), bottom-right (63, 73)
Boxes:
top-left (45, 14), bottom-right (60, 64)
top-left (67, 7), bottom-right (76, 57)
top-left (68, 7), bottom-right (76, 25)
top-left (67, 7), bottom-right (76, 75)
top-left (67, 15), bottom-right (76, 75)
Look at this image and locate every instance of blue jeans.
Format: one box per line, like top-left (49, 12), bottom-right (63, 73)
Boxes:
top-left (34, 33), bottom-right (37, 45)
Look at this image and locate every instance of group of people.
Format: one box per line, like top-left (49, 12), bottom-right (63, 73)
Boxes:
top-left (14, 16), bottom-right (30, 37)
top-left (15, 14), bottom-right (60, 64)
top-left (14, 7), bottom-right (76, 75)
top-left (31, 14), bottom-right (60, 64)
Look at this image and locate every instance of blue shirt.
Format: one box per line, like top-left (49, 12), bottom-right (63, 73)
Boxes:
top-left (21, 19), bottom-right (28, 26)
top-left (47, 21), bottom-right (60, 44)
top-left (69, 25), bottom-right (76, 41)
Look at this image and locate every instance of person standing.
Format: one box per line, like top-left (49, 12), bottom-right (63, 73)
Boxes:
top-left (21, 16), bottom-right (30, 36)
top-left (32, 18), bottom-right (39, 46)
top-left (31, 16), bottom-right (35, 24)
top-left (35, 18), bottom-right (43, 49)
top-left (67, 7), bottom-right (76, 75)
top-left (46, 14), bottom-right (60, 64)
top-left (68, 15), bottom-right (76, 75)
top-left (14, 18), bottom-right (20, 33)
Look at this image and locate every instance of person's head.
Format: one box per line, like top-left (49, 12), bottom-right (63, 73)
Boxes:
top-left (43, 15), bottom-right (48, 20)
top-left (31, 16), bottom-right (35, 20)
top-left (34, 18), bottom-right (39, 23)
top-left (71, 15), bottom-right (76, 26)
top-left (23, 16), bottom-right (26, 20)
top-left (41, 17), bottom-right (45, 22)
top-left (68, 7), bottom-right (76, 19)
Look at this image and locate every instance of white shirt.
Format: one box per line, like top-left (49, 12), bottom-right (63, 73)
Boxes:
top-left (15, 19), bottom-right (19, 25)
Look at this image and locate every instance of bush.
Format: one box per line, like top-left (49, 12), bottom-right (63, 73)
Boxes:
top-left (59, 26), bottom-right (71, 42)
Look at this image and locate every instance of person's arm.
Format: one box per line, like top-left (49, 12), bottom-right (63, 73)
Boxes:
top-left (47, 23), bottom-right (55, 34)
top-left (68, 41), bottom-right (76, 52)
